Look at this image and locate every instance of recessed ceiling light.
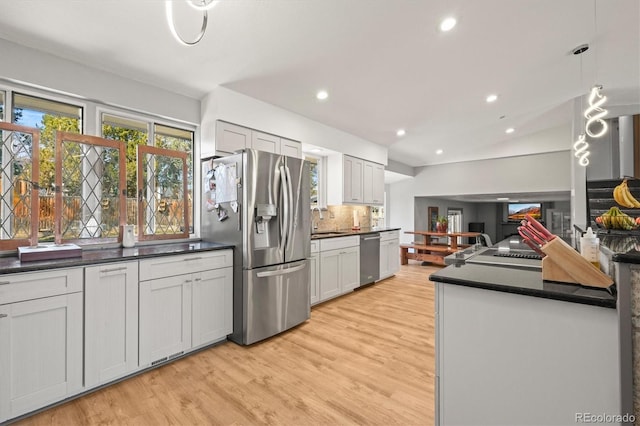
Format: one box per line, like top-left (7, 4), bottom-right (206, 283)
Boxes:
top-left (436, 149), bottom-right (444, 155)
top-left (396, 129), bottom-right (406, 137)
top-left (316, 90), bottom-right (328, 101)
top-left (505, 128), bottom-right (515, 134)
top-left (439, 17), bottom-right (457, 32)
top-left (311, 148), bottom-right (322, 153)
top-left (497, 197), bottom-right (509, 201)
top-left (486, 94), bottom-right (498, 103)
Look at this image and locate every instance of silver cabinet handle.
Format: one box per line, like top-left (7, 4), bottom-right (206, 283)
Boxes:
top-left (194, 278), bottom-right (202, 282)
top-left (184, 257), bottom-right (202, 261)
top-left (0, 314), bottom-right (8, 318)
top-left (0, 281), bottom-right (10, 286)
top-left (100, 266), bottom-right (127, 274)
top-left (184, 279), bottom-right (193, 283)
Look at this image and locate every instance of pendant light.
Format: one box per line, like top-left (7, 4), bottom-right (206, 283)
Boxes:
top-left (572, 44), bottom-right (590, 167)
top-left (584, 0), bottom-right (608, 138)
top-left (166, 0), bottom-right (219, 46)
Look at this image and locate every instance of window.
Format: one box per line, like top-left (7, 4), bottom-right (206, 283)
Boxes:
top-left (0, 91), bottom-right (4, 120)
top-left (447, 208), bottom-right (463, 233)
top-left (12, 93), bottom-right (83, 242)
top-left (306, 155), bottom-right (326, 209)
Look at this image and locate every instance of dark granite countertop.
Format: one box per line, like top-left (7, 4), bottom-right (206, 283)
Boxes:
top-left (311, 227), bottom-right (400, 240)
top-left (0, 241), bottom-right (234, 275)
top-left (575, 224), bottom-right (640, 264)
top-left (430, 261), bottom-right (616, 309)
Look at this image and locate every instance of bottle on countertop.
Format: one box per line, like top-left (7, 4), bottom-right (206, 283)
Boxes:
top-left (580, 227), bottom-right (600, 268)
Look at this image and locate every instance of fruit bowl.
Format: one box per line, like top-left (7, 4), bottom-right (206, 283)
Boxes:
top-left (596, 207), bottom-right (640, 230)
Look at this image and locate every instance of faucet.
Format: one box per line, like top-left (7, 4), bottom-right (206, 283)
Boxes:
top-left (311, 206), bottom-right (324, 230)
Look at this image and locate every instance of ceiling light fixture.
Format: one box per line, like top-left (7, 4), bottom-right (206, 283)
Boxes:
top-left (486, 94), bottom-right (498, 103)
top-left (316, 90), bottom-right (329, 101)
top-left (505, 128), bottom-right (515, 134)
top-left (439, 17), bottom-right (457, 32)
top-left (436, 149), bottom-right (444, 155)
top-left (166, 0), bottom-right (219, 46)
top-left (396, 129), bottom-right (406, 137)
top-left (572, 43), bottom-right (591, 167)
top-left (497, 197), bottom-right (509, 201)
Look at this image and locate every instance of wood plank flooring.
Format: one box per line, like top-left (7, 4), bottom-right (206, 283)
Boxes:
top-left (15, 261), bottom-right (439, 426)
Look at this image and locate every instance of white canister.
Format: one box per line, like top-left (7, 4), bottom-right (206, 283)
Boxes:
top-left (122, 224), bottom-right (135, 248)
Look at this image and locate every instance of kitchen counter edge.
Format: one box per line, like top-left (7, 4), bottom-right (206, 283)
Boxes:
top-left (311, 227), bottom-right (400, 240)
top-left (0, 241), bottom-right (235, 275)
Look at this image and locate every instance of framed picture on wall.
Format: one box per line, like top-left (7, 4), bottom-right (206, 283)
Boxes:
top-left (428, 206), bottom-right (438, 232)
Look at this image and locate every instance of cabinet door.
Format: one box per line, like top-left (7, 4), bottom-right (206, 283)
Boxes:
top-left (139, 276), bottom-right (192, 366)
top-left (340, 246), bottom-right (360, 292)
top-left (388, 239), bottom-right (400, 275)
top-left (216, 121), bottom-right (251, 154)
top-left (343, 155), bottom-right (364, 203)
top-left (251, 130), bottom-right (281, 154)
top-left (372, 163), bottom-right (385, 205)
top-left (192, 267), bottom-right (233, 347)
top-left (84, 262), bottom-right (139, 388)
top-left (310, 253), bottom-right (320, 305)
top-left (319, 249), bottom-right (342, 301)
top-left (379, 240), bottom-right (391, 280)
top-left (0, 293), bottom-right (82, 422)
top-left (363, 161), bottom-right (374, 204)
top-left (280, 138), bottom-right (302, 158)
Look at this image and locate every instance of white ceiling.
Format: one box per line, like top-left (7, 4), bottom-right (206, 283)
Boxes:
top-left (0, 0), bottom-right (638, 169)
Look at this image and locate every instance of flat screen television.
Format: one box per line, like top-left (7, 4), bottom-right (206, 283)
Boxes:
top-left (507, 202), bottom-right (541, 221)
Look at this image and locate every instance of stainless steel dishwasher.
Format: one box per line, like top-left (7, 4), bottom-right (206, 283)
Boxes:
top-left (360, 232), bottom-right (380, 286)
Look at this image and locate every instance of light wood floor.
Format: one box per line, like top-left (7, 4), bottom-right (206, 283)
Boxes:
top-left (16, 261), bottom-right (439, 426)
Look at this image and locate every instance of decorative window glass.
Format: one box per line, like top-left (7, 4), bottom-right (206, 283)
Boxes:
top-left (137, 145), bottom-right (188, 241)
top-left (0, 123), bottom-right (40, 249)
top-left (154, 124), bottom-right (194, 234)
top-left (55, 132), bottom-right (125, 244)
top-left (12, 93), bottom-right (82, 243)
top-left (0, 91), bottom-right (4, 120)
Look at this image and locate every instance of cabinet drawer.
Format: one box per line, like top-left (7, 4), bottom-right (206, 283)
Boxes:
top-left (139, 250), bottom-right (233, 281)
top-left (310, 241), bottom-right (319, 254)
top-left (0, 268), bottom-right (83, 305)
top-left (380, 230), bottom-right (399, 242)
top-left (320, 236), bottom-right (359, 252)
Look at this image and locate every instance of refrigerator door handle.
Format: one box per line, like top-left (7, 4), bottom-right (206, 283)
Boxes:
top-left (279, 165), bottom-right (289, 253)
top-left (256, 263), bottom-right (306, 278)
top-left (284, 165), bottom-right (295, 250)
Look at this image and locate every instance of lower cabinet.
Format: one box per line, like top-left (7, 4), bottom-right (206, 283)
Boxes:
top-left (0, 268), bottom-right (83, 423)
top-left (84, 262), bottom-right (139, 388)
top-left (317, 236), bottom-right (360, 304)
top-left (139, 250), bottom-right (233, 367)
top-left (379, 230), bottom-right (400, 280)
top-left (310, 241), bottom-right (320, 305)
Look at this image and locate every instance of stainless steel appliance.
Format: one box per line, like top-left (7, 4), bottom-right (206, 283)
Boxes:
top-left (201, 149), bottom-right (311, 345)
top-left (360, 232), bottom-right (380, 285)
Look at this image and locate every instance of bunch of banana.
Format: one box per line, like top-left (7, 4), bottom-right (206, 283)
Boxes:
top-left (613, 179), bottom-right (640, 208)
top-left (598, 206), bottom-right (637, 230)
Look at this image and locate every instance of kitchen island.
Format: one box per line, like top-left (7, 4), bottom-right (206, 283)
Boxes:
top-left (430, 238), bottom-right (633, 425)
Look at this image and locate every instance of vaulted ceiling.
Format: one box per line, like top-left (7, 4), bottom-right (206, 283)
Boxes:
top-left (0, 0), bottom-right (638, 168)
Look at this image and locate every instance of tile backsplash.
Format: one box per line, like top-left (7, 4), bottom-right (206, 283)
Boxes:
top-left (312, 205), bottom-right (372, 232)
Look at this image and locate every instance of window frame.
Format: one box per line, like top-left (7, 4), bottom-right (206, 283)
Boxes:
top-left (306, 154), bottom-right (327, 210)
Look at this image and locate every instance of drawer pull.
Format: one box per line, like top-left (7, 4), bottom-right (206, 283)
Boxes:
top-left (194, 278), bottom-right (202, 282)
top-left (0, 314), bottom-right (7, 319)
top-left (184, 257), bottom-right (202, 261)
top-left (0, 281), bottom-right (10, 286)
top-left (184, 279), bottom-right (193, 283)
top-left (100, 267), bottom-right (127, 274)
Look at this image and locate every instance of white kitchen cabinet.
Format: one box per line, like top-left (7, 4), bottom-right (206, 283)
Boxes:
top-left (364, 161), bottom-right (385, 205)
top-left (214, 121), bottom-right (302, 158)
top-left (327, 154), bottom-right (384, 206)
top-left (310, 241), bottom-right (320, 305)
top-left (192, 267), bottom-right (233, 348)
top-left (215, 121), bottom-right (251, 155)
top-left (251, 130), bottom-right (281, 154)
top-left (379, 230), bottom-right (400, 280)
top-left (280, 137), bottom-right (302, 158)
top-left (139, 250), bottom-right (233, 367)
top-left (84, 262), bottom-right (139, 388)
top-left (0, 268), bottom-right (83, 423)
top-left (318, 236), bottom-right (360, 302)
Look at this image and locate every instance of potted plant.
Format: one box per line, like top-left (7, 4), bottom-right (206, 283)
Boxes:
top-left (436, 215), bottom-right (448, 233)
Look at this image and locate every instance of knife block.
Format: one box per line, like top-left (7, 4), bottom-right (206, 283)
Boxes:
top-left (540, 238), bottom-right (613, 288)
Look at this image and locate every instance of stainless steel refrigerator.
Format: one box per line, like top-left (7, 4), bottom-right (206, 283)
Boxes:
top-left (201, 149), bottom-right (311, 345)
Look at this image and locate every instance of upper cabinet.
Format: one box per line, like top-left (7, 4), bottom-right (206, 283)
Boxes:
top-left (214, 120), bottom-right (302, 158)
top-left (327, 154), bottom-right (385, 206)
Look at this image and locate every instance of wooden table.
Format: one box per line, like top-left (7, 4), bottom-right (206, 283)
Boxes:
top-left (401, 231), bottom-right (481, 266)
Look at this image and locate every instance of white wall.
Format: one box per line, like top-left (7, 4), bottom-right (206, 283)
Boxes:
top-left (200, 86), bottom-right (387, 164)
top-left (0, 38), bottom-right (200, 125)
top-left (388, 150), bottom-right (571, 243)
